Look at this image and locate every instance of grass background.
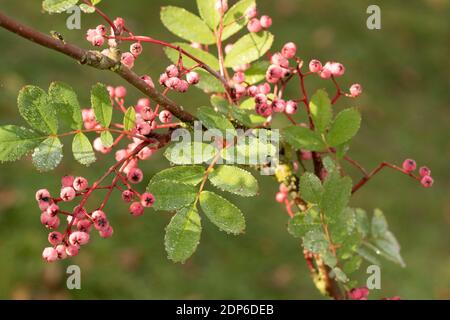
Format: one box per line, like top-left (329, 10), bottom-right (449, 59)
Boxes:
top-left (0, 0), bottom-right (449, 299)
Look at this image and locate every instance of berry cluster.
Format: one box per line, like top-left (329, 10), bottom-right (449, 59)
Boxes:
top-left (348, 287), bottom-right (400, 300)
top-left (402, 159), bottom-right (434, 188)
top-left (245, 6), bottom-right (272, 33)
top-left (159, 64), bottom-right (200, 93)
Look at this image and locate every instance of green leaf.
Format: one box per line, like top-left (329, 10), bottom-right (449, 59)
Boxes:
top-left (326, 108), bottom-right (361, 147)
top-left (343, 255), bottom-right (363, 274)
top-left (42, 0), bottom-right (78, 13)
top-left (195, 70), bottom-right (225, 93)
top-left (232, 100), bottom-right (266, 127)
top-left (222, 0), bottom-right (256, 40)
top-left (160, 6), bottom-right (215, 44)
top-left (224, 31), bottom-right (274, 68)
top-left (79, 3), bottom-right (95, 13)
top-left (18, 85), bottom-right (57, 134)
top-left (197, 106), bottom-right (237, 137)
top-left (91, 83), bottom-right (112, 128)
top-left (196, 0), bottom-right (221, 30)
top-left (355, 208), bottom-right (370, 238)
top-left (164, 42), bottom-right (220, 70)
top-left (210, 95), bottom-right (231, 114)
top-left (100, 131), bottom-right (114, 148)
top-left (208, 165), bottom-right (258, 197)
top-left (283, 126), bottom-right (326, 151)
top-left (371, 208), bottom-right (389, 238)
top-left (164, 141), bottom-right (217, 165)
top-left (310, 89), bottom-right (332, 133)
top-left (303, 229), bottom-right (328, 254)
top-left (0, 125), bottom-right (45, 162)
top-left (199, 191), bottom-right (245, 234)
top-left (32, 137), bottom-right (63, 172)
top-left (148, 180), bottom-right (197, 211)
top-left (72, 132), bottom-right (96, 166)
top-left (288, 208), bottom-right (321, 238)
top-left (149, 166), bottom-right (205, 186)
top-left (322, 156), bottom-right (337, 174)
top-left (165, 205), bottom-right (202, 263)
top-left (320, 173), bottom-right (353, 220)
top-left (123, 107), bottom-right (136, 131)
top-left (299, 172), bottom-right (323, 204)
top-left (331, 267), bottom-right (349, 283)
top-left (48, 82), bottom-right (82, 130)
top-left (245, 61), bottom-right (270, 85)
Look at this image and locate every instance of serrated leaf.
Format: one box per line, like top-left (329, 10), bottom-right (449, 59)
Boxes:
top-left (310, 89), bottom-right (332, 133)
top-left (79, 3), bottom-right (95, 13)
top-left (210, 95), bottom-right (231, 114)
top-left (288, 208), bottom-right (321, 238)
top-left (320, 173), bottom-right (353, 220)
top-left (160, 6), bottom-right (215, 44)
top-left (72, 132), bottom-right (96, 166)
top-left (48, 82), bottom-right (82, 131)
top-left (18, 86), bottom-right (57, 134)
top-left (244, 61), bottom-right (270, 85)
top-left (149, 166), bottom-right (205, 186)
top-left (326, 108), bottom-right (361, 147)
top-left (208, 165), bottom-right (258, 197)
top-left (42, 0), bottom-right (78, 13)
top-left (199, 191), bottom-right (245, 234)
top-left (164, 42), bottom-right (220, 70)
top-left (196, 70), bottom-right (225, 93)
top-left (322, 156), bottom-right (337, 174)
top-left (225, 31), bottom-right (274, 68)
top-left (32, 136), bottom-right (63, 172)
top-left (299, 172), bottom-right (323, 204)
top-left (196, 0), bottom-right (221, 30)
top-left (91, 83), bottom-right (112, 128)
top-left (100, 131), bottom-right (113, 148)
top-left (148, 180), bottom-right (197, 211)
top-left (123, 107), bottom-right (136, 131)
top-left (357, 246), bottom-right (381, 265)
top-left (355, 208), bottom-right (370, 238)
top-left (197, 106), bottom-right (237, 137)
top-left (371, 209), bottom-right (389, 238)
top-left (303, 229), bottom-right (328, 254)
top-left (164, 141), bottom-right (217, 165)
top-left (232, 108), bottom-right (266, 127)
top-left (283, 125), bottom-right (326, 151)
top-left (343, 255), bottom-right (363, 274)
top-left (165, 205), bottom-right (202, 263)
top-left (222, 0), bottom-right (256, 40)
top-left (331, 267), bottom-right (349, 283)
top-left (0, 125), bottom-right (45, 162)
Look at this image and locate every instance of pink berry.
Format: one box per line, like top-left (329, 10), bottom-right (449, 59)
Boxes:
top-left (272, 99), bottom-right (286, 113)
top-left (46, 203), bottom-right (59, 217)
top-left (121, 52), bottom-right (135, 69)
top-left (61, 175), bottom-right (75, 187)
top-left (247, 85), bottom-right (259, 97)
top-left (129, 202), bottom-right (144, 217)
top-left (233, 71), bottom-right (245, 84)
top-left (107, 86), bottom-right (115, 98)
top-left (275, 192), bottom-right (286, 203)
top-left (175, 79), bottom-right (190, 93)
top-left (77, 219), bottom-right (92, 233)
top-left (41, 213), bottom-right (60, 229)
top-left (127, 168), bottom-right (144, 184)
top-left (281, 42), bottom-right (297, 59)
top-left (48, 231), bottom-right (63, 246)
top-left (279, 183), bottom-right (289, 194)
top-left (191, 42), bottom-right (202, 49)
top-left (260, 15), bottom-right (272, 29)
top-left (329, 62), bottom-right (345, 77)
top-left (300, 150), bottom-right (313, 160)
top-left (254, 93), bottom-right (267, 105)
top-left (245, 6), bottom-right (258, 19)
top-left (96, 24), bottom-right (107, 36)
top-left (92, 209), bottom-right (106, 221)
top-left (69, 231), bottom-right (90, 246)
top-left (38, 200), bottom-right (52, 211)
top-left (73, 205), bottom-right (88, 219)
top-left (402, 159), bottom-right (417, 173)
top-left (348, 287), bottom-right (369, 300)
top-left (99, 225), bottom-right (114, 238)
top-left (215, 0), bottom-right (228, 14)
top-left (42, 247), bottom-right (58, 262)
top-left (247, 18), bottom-right (262, 33)
top-left (309, 59), bottom-right (323, 73)
top-left (121, 190), bottom-right (134, 203)
top-left (36, 189), bottom-right (51, 202)
top-left (113, 17), bottom-right (125, 33)
top-left (115, 86), bottom-right (127, 99)
top-left (165, 77), bottom-right (180, 89)
top-left (60, 187), bottom-right (76, 202)
top-left (130, 42), bottom-right (143, 56)
top-left (166, 64), bottom-right (179, 78)
top-left (285, 101), bottom-right (298, 115)
top-left (185, 71), bottom-right (200, 85)
top-left (140, 192), bottom-right (155, 207)
top-left (255, 103), bottom-right (272, 117)
top-left (266, 65), bottom-right (283, 83)
top-left (159, 73), bottom-right (169, 86)
top-left (115, 149), bottom-right (128, 162)
top-left (421, 175), bottom-right (434, 188)
top-left (224, 44), bottom-right (234, 54)
top-left (140, 106), bottom-right (154, 121)
top-left (349, 84), bottom-right (363, 97)
top-left (93, 137), bottom-right (109, 154)
top-left (56, 244), bottom-right (67, 260)
top-left (271, 53), bottom-right (289, 68)
top-left (259, 83), bottom-right (271, 95)
top-left (136, 122), bottom-right (151, 136)
top-left (138, 147), bottom-right (154, 160)
top-left (140, 75), bottom-right (155, 89)
top-left (65, 244), bottom-right (80, 257)
top-left (159, 110), bottom-right (173, 123)
top-left (419, 166), bottom-right (431, 177)
top-left (73, 177), bottom-right (88, 191)
top-left (319, 68), bottom-right (332, 79)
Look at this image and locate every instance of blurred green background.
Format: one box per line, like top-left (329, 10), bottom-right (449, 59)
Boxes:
top-left (0, 0), bottom-right (449, 299)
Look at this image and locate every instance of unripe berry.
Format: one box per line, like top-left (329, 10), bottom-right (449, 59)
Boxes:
top-left (421, 175), bottom-right (434, 188)
top-left (48, 231), bottom-right (63, 246)
top-left (136, 122), bottom-right (151, 136)
top-left (129, 202), bottom-right (144, 217)
top-left (260, 15), bottom-right (273, 29)
top-left (36, 189), bottom-right (51, 202)
top-left (349, 84), bottom-right (363, 97)
top-left (42, 247), bottom-right (58, 262)
top-left (166, 64), bottom-right (179, 78)
top-left (247, 18), bottom-right (262, 33)
top-left (186, 71), bottom-right (200, 85)
top-left (245, 6), bottom-right (258, 19)
top-left (275, 192), bottom-right (287, 203)
top-left (61, 175), bottom-right (75, 188)
top-left (121, 190), bottom-right (134, 203)
top-left (127, 167), bottom-right (144, 184)
top-left (130, 42), bottom-right (143, 56)
top-left (272, 99), bottom-right (286, 113)
top-left (73, 177), bottom-right (88, 191)
top-left (419, 166), bottom-right (431, 177)
top-left (99, 225), bottom-right (114, 238)
top-left (281, 42), bottom-right (297, 59)
top-left (115, 86), bottom-right (127, 99)
top-left (309, 59), bottom-right (323, 73)
top-left (271, 53), bottom-right (289, 68)
top-left (121, 52), bottom-right (135, 69)
top-left (285, 101), bottom-right (298, 115)
top-left (60, 187), bottom-right (76, 202)
top-left (402, 159), bottom-right (417, 173)
top-left (141, 192), bottom-right (155, 207)
top-left (159, 110), bottom-right (173, 123)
